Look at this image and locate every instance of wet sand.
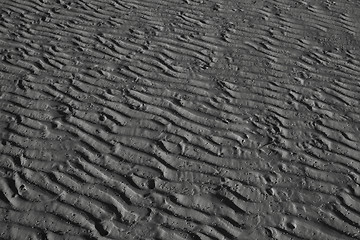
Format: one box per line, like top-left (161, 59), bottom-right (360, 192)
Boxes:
top-left (1, 0), bottom-right (360, 239)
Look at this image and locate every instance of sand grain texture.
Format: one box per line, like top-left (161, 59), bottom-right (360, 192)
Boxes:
top-left (1, 0), bottom-right (360, 239)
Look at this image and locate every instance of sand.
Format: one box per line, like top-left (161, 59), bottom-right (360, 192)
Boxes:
top-left (1, 0), bottom-right (360, 239)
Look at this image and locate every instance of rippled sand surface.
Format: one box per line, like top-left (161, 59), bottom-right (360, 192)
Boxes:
top-left (1, 0), bottom-right (360, 239)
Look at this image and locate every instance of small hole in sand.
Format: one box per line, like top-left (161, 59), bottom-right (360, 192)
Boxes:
top-left (287, 222), bottom-right (296, 230)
